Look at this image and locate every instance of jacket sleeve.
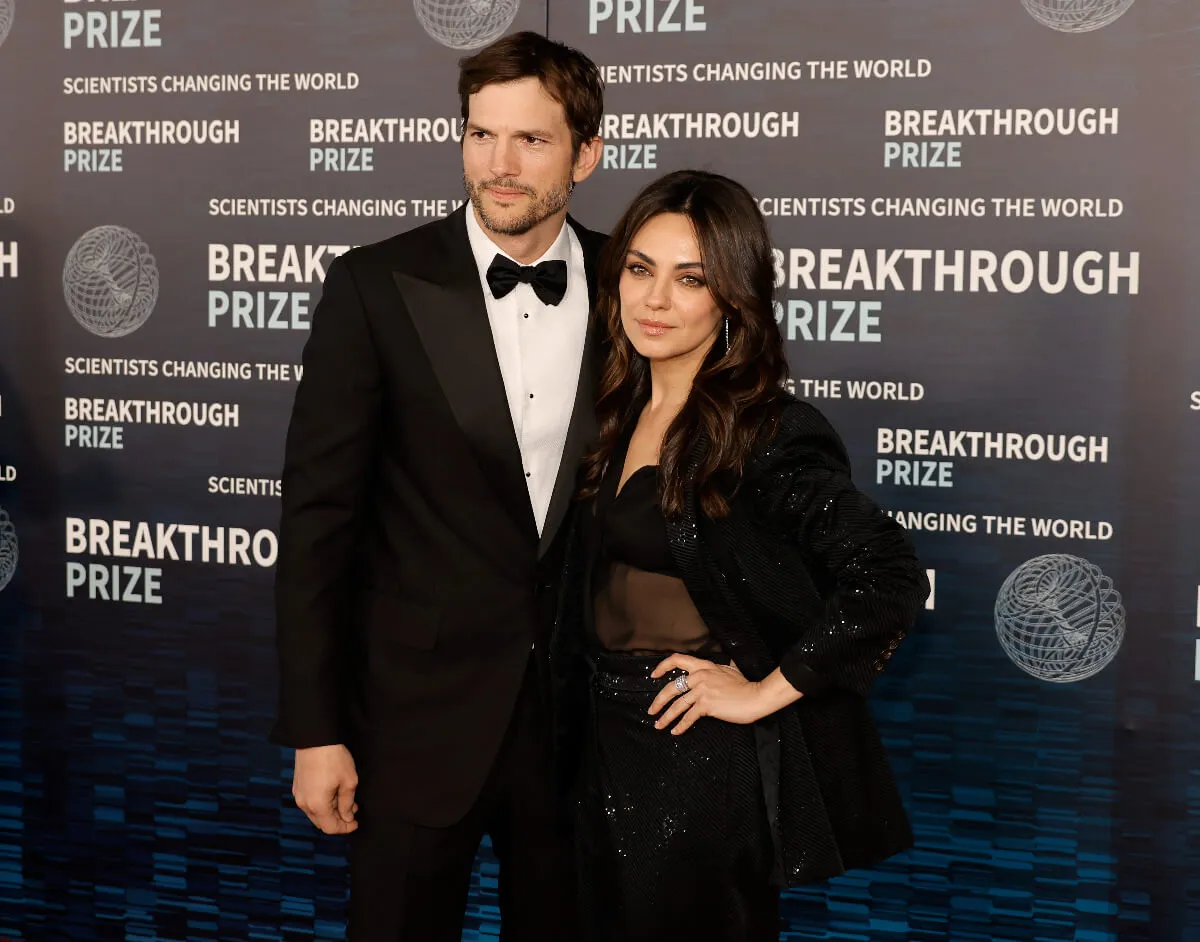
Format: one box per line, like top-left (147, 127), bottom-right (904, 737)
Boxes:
top-left (271, 254), bottom-right (381, 748)
top-left (758, 405), bottom-right (929, 699)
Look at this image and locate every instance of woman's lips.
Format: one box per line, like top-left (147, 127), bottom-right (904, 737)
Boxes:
top-left (637, 319), bottom-right (673, 337)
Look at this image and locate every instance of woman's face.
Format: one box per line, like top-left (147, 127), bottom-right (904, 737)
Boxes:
top-left (619, 212), bottom-right (723, 366)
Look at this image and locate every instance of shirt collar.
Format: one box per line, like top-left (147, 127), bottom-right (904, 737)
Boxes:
top-left (465, 201), bottom-right (572, 277)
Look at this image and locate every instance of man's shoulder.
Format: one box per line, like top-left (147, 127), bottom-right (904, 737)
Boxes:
top-left (337, 211), bottom-right (463, 277)
top-left (568, 215), bottom-right (607, 254)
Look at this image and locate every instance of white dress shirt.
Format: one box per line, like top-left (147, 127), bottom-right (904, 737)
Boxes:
top-left (465, 207), bottom-right (589, 536)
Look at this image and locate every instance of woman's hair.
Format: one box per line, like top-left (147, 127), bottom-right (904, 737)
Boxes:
top-left (578, 169), bottom-right (791, 518)
top-left (457, 31), bottom-right (604, 155)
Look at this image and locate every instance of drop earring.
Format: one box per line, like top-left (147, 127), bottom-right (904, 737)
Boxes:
top-left (724, 316), bottom-right (731, 354)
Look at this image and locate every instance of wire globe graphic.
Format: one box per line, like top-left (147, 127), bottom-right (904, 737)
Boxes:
top-left (0, 508), bottom-right (17, 594)
top-left (0, 0), bottom-right (14, 48)
top-left (1021, 0), bottom-right (1135, 32)
top-left (994, 554), bottom-right (1125, 683)
top-left (62, 225), bottom-right (160, 338)
top-left (413, 0), bottom-right (520, 50)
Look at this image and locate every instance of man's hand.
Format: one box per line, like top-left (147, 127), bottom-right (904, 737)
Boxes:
top-left (292, 744), bottom-right (359, 834)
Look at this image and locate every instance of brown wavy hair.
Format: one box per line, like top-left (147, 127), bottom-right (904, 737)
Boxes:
top-left (458, 31), bottom-right (604, 155)
top-left (578, 170), bottom-right (791, 518)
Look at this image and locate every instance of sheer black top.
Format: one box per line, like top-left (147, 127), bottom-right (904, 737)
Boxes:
top-left (589, 429), bottom-right (722, 658)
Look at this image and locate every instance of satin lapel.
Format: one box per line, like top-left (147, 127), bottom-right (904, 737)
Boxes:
top-left (537, 220), bottom-right (606, 558)
top-left (393, 209), bottom-right (537, 541)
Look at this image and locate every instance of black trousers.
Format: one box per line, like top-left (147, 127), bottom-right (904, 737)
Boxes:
top-left (577, 651), bottom-right (781, 942)
top-left (347, 659), bottom-right (577, 941)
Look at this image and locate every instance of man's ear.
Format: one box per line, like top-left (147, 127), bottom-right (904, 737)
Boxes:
top-left (572, 137), bottom-right (604, 185)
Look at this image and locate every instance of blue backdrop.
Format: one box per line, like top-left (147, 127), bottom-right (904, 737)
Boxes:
top-left (1, 0), bottom-right (1198, 938)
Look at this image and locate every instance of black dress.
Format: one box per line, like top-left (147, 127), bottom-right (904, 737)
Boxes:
top-left (575, 430), bottom-right (781, 942)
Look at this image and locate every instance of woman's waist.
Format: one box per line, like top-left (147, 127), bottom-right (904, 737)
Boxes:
top-left (588, 646), bottom-right (728, 695)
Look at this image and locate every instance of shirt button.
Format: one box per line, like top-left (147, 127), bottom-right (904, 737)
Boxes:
top-left (525, 472), bottom-right (531, 478)
top-left (523, 312), bottom-right (529, 319)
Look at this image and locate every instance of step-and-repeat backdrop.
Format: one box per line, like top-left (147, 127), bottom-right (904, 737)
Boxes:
top-left (1, 0), bottom-right (1198, 939)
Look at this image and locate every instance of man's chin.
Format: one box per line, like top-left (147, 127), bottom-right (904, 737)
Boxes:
top-left (479, 206), bottom-right (537, 236)
top-left (484, 218), bottom-right (536, 237)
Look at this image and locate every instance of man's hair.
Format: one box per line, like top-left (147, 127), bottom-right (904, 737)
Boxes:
top-left (458, 31), bottom-right (604, 153)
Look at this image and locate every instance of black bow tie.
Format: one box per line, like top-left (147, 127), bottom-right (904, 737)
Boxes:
top-left (486, 254), bottom-right (568, 306)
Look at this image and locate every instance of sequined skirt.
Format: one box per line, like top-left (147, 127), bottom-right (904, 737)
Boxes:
top-left (576, 650), bottom-right (780, 942)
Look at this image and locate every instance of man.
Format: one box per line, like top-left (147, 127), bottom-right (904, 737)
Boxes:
top-left (270, 31), bottom-right (606, 941)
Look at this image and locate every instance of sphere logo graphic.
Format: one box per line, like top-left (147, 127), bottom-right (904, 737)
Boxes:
top-left (0, 508), bottom-right (17, 594)
top-left (1021, 0), bottom-right (1135, 32)
top-left (995, 554), bottom-right (1125, 683)
top-left (413, 0), bottom-right (520, 50)
top-left (62, 225), bottom-right (160, 338)
top-left (0, 0), bottom-right (14, 48)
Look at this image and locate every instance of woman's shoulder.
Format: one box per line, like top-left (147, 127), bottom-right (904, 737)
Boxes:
top-left (751, 392), bottom-right (851, 476)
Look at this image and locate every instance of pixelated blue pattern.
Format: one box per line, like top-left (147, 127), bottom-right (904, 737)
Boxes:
top-left (2, 0), bottom-right (1200, 939)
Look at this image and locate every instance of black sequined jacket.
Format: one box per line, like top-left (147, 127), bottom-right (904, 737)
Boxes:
top-left (550, 395), bottom-right (930, 887)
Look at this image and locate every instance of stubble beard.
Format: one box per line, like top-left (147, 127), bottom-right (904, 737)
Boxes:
top-left (464, 173), bottom-right (573, 236)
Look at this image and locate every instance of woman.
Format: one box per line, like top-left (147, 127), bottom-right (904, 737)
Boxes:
top-left (555, 170), bottom-right (929, 941)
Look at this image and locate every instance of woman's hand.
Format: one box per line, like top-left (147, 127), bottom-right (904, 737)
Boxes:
top-left (648, 654), bottom-right (802, 735)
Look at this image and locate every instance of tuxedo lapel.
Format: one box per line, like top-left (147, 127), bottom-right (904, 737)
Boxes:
top-left (538, 219), bottom-right (607, 558)
top-left (393, 208), bottom-right (538, 541)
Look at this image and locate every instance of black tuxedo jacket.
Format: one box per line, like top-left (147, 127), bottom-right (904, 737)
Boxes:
top-left (270, 205), bottom-right (608, 827)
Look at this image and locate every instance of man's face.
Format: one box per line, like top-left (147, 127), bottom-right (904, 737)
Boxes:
top-left (462, 77), bottom-right (580, 237)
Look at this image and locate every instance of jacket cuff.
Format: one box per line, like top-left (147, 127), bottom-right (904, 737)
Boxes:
top-left (269, 701), bottom-right (344, 750)
top-left (779, 648), bottom-right (833, 697)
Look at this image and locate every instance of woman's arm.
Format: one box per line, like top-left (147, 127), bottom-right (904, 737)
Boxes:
top-left (758, 404), bottom-right (930, 699)
top-left (648, 401), bottom-right (929, 733)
